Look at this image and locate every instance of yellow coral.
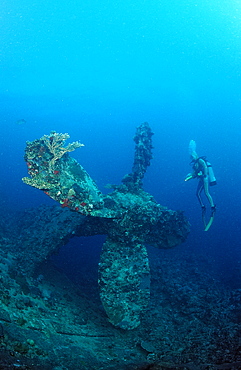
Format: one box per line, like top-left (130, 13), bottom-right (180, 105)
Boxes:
top-left (22, 176), bottom-right (55, 190)
top-left (41, 132), bottom-right (84, 170)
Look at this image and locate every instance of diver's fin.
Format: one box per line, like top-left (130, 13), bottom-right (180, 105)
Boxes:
top-left (204, 215), bottom-right (214, 231)
top-left (201, 206), bottom-right (207, 229)
top-left (204, 207), bottom-right (216, 231)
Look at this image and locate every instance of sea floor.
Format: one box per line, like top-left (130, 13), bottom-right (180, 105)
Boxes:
top-left (0, 210), bottom-right (240, 370)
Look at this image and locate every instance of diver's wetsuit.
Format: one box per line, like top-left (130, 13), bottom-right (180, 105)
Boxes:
top-left (186, 156), bottom-right (216, 231)
top-left (193, 157), bottom-right (215, 209)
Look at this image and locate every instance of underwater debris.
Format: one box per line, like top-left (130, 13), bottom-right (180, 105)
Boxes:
top-left (22, 122), bottom-right (190, 330)
top-left (122, 121), bottom-right (154, 188)
top-left (22, 131), bottom-right (105, 217)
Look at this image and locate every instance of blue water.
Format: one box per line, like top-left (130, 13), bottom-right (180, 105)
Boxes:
top-left (1, 0), bottom-right (241, 286)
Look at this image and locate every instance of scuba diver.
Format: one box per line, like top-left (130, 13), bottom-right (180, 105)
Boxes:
top-left (185, 140), bottom-right (216, 231)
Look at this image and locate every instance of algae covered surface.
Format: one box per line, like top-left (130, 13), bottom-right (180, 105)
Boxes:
top-left (20, 122), bottom-right (190, 332)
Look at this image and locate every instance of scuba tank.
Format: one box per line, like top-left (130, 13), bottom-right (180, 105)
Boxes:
top-left (206, 161), bottom-right (217, 186)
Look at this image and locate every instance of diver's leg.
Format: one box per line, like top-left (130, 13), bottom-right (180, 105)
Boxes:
top-left (196, 180), bottom-right (207, 228)
top-left (203, 177), bottom-right (216, 231)
top-left (196, 180), bottom-right (205, 208)
top-left (203, 177), bottom-right (215, 208)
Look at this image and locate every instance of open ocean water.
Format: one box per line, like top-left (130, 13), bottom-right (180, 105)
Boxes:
top-left (1, 1), bottom-right (241, 368)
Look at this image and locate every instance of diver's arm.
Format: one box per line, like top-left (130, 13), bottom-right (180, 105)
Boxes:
top-left (184, 172), bottom-right (196, 181)
top-left (185, 174), bottom-right (193, 181)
